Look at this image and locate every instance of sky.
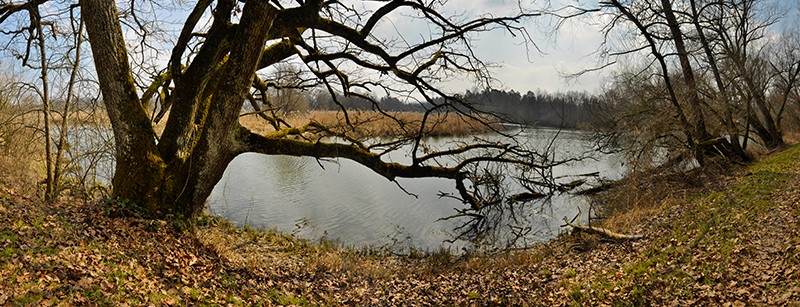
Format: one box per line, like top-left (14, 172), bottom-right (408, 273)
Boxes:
top-left (350, 0), bottom-right (612, 95)
top-left (3, 0), bottom-right (798, 98)
top-left (444, 0), bottom-right (798, 94)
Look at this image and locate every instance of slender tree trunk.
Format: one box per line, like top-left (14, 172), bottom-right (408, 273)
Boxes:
top-left (32, 5), bottom-right (54, 200)
top-left (661, 0), bottom-right (710, 142)
top-left (746, 79), bottom-right (784, 149)
top-left (52, 19), bottom-right (84, 199)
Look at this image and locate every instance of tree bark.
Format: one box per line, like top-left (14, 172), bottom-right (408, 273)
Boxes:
top-left (81, 0), bottom-right (166, 214)
top-left (661, 0), bottom-right (710, 142)
top-left (163, 0), bottom-right (279, 216)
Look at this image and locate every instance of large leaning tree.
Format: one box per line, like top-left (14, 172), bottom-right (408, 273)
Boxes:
top-left (2, 0), bottom-right (558, 218)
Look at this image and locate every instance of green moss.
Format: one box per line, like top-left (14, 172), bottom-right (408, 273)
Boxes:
top-left (266, 289), bottom-right (312, 306)
top-left (572, 144), bottom-right (800, 303)
top-left (0, 230), bottom-right (17, 242)
top-left (0, 246), bottom-right (20, 258)
top-left (12, 291), bottom-right (44, 305)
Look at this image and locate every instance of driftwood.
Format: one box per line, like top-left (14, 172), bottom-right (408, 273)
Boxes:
top-left (559, 179), bottom-right (586, 191)
top-left (574, 181), bottom-right (615, 195)
top-left (507, 191), bottom-right (547, 203)
top-left (562, 211), bottom-right (645, 241)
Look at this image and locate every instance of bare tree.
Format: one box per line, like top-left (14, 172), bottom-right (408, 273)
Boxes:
top-left (5, 0), bottom-right (561, 218)
top-left (769, 28), bottom-right (800, 128)
top-left (1, 0), bottom-right (121, 199)
top-left (590, 0), bottom-right (794, 166)
top-left (704, 0), bottom-right (787, 149)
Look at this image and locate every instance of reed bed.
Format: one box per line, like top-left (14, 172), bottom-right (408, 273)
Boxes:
top-left (240, 110), bottom-right (499, 138)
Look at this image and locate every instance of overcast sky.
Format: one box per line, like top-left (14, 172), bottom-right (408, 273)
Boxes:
top-left (464, 8), bottom-right (609, 94)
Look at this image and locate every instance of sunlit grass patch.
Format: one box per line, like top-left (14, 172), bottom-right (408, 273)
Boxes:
top-left (566, 143), bottom-right (800, 304)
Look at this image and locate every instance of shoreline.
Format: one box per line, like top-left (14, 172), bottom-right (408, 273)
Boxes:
top-left (1, 144), bottom-right (798, 304)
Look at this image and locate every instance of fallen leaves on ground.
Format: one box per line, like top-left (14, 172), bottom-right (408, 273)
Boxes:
top-left (1, 145), bottom-right (799, 305)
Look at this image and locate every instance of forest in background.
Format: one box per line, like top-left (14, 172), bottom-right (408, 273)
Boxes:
top-left (259, 87), bottom-right (601, 129)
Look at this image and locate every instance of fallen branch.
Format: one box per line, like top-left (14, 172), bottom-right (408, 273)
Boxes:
top-left (562, 211), bottom-right (645, 241)
top-left (507, 191), bottom-right (546, 203)
top-left (573, 181), bottom-right (615, 195)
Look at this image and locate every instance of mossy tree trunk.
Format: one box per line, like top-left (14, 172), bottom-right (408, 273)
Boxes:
top-left (82, 0), bottom-right (167, 214)
top-left (82, 0), bottom-right (277, 217)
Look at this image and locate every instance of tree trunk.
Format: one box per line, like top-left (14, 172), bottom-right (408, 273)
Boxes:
top-left (661, 0), bottom-right (710, 142)
top-left (82, 0), bottom-right (166, 214)
top-left (164, 0), bottom-right (278, 217)
top-left (748, 81), bottom-right (784, 149)
top-left (53, 19), bottom-right (85, 200)
top-left (82, 0), bottom-right (278, 218)
top-left (32, 4), bottom-right (54, 200)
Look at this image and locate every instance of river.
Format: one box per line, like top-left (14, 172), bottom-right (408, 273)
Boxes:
top-left (206, 128), bottom-right (626, 253)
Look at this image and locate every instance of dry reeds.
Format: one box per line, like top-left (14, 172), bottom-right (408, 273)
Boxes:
top-left (591, 165), bottom-right (729, 233)
top-left (0, 102), bottom-right (44, 193)
top-left (239, 110), bottom-right (499, 139)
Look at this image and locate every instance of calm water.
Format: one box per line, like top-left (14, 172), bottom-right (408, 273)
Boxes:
top-left (206, 128), bottom-right (626, 252)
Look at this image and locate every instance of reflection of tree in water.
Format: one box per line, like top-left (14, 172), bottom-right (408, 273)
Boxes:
top-left (439, 145), bottom-right (599, 253)
top-left (270, 156), bottom-right (313, 194)
top-left (441, 195), bottom-right (561, 252)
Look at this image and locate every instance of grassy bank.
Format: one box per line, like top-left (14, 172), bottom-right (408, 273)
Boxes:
top-left (1, 145), bottom-right (799, 305)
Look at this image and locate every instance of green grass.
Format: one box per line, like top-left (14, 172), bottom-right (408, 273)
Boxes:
top-left (568, 143), bottom-right (800, 304)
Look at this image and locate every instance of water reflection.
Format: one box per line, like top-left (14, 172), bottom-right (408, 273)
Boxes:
top-left (206, 128), bottom-right (626, 252)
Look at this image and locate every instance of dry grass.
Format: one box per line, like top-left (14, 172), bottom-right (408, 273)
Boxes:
top-left (239, 110), bottom-right (499, 138)
top-left (0, 104), bottom-right (44, 193)
top-left (784, 130), bottom-right (800, 145)
top-left (195, 218), bottom-right (443, 281)
top-left (591, 165), bottom-right (731, 233)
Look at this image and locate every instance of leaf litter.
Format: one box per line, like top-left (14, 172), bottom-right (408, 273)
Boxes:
top-left (0, 145), bottom-right (799, 305)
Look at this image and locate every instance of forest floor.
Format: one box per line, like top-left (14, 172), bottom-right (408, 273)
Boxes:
top-left (1, 144), bottom-right (799, 305)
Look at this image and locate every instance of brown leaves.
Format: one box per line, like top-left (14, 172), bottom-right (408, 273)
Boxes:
top-left (3, 145), bottom-right (800, 305)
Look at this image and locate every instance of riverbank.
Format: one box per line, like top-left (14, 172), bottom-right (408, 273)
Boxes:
top-left (1, 145), bottom-right (799, 304)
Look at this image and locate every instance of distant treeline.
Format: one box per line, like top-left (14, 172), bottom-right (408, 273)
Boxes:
top-left (308, 89), bottom-right (601, 129)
